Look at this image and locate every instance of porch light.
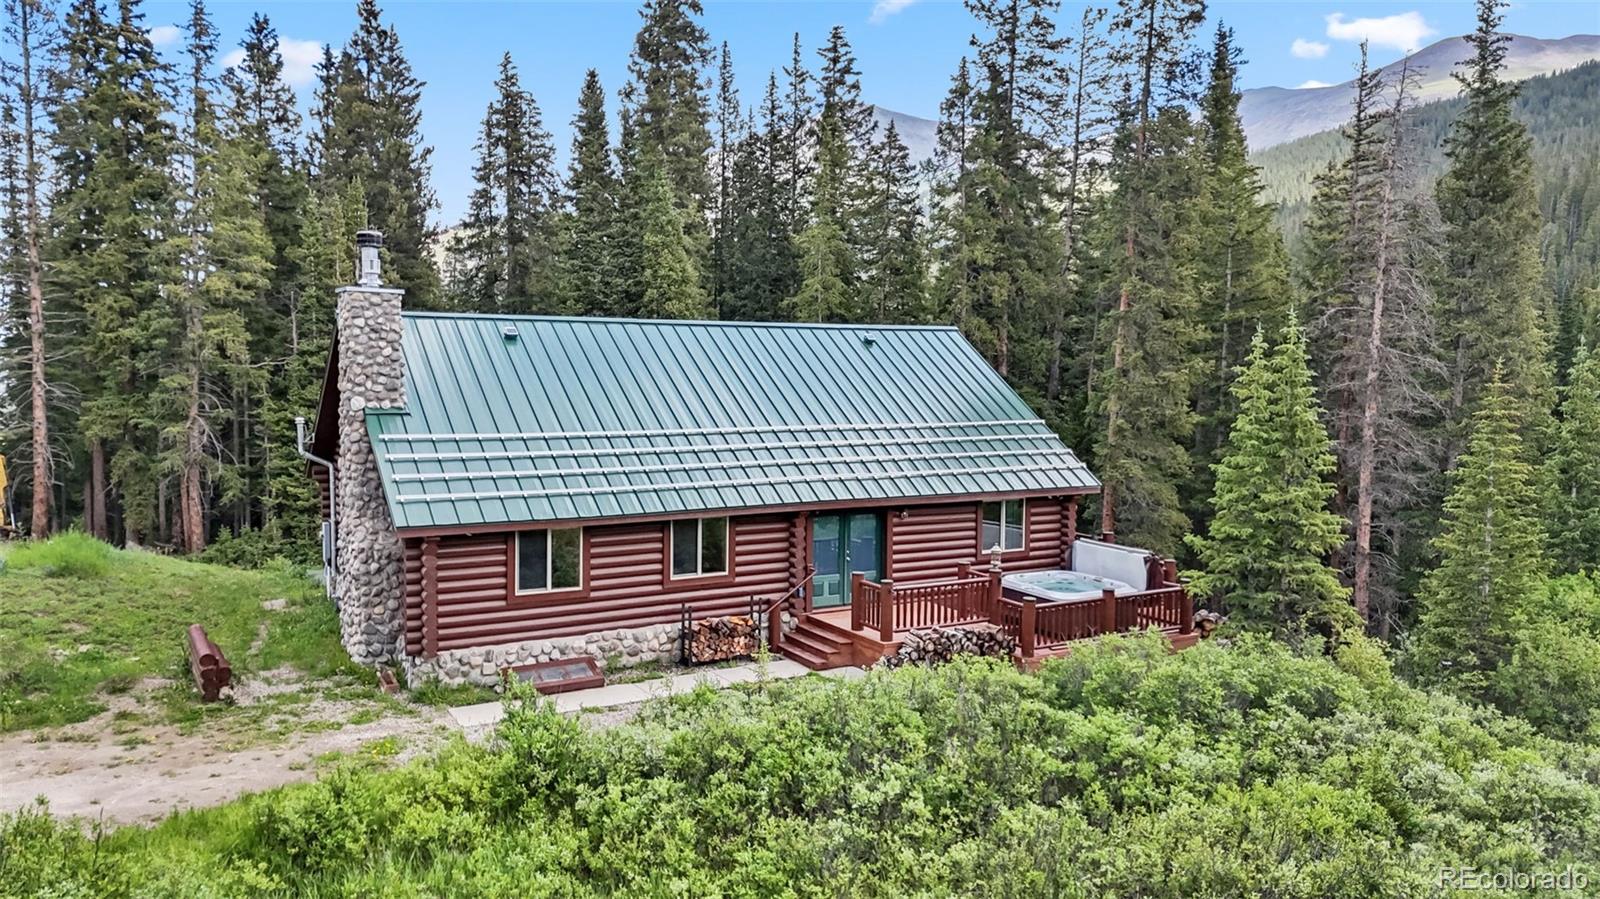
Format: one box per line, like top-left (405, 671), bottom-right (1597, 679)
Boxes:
top-left (989, 542), bottom-right (1004, 571)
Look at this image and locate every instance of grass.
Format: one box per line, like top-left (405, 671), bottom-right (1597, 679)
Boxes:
top-left (0, 535), bottom-right (363, 733)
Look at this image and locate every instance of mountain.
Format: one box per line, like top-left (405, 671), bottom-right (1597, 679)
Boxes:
top-left (871, 105), bottom-right (939, 168)
top-left (1240, 33), bottom-right (1600, 150)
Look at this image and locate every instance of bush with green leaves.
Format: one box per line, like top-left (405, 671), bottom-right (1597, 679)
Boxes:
top-left (3, 636), bottom-right (1598, 897)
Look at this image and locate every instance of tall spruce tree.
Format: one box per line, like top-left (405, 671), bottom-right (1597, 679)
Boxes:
top-left (709, 41), bottom-right (740, 311)
top-left (929, 58), bottom-right (978, 328)
top-left (160, 0), bottom-right (272, 552)
top-left (859, 120), bottom-right (928, 323)
top-left (721, 73), bottom-right (797, 321)
top-left (1185, 322), bottom-right (1353, 637)
top-left (1413, 368), bottom-right (1548, 702)
top-left (1549, 343), bottom-right (1600, 573)
top-left (1189, 24), bottom-right (1291, 515)
top-left (622, 0), bottom-right (712, 221)
top-left (556, 69), bottom-right (620, 316)
top-left (1436, 0), bottom-right (1553, 457)
top-left (47, 0), bottom-right (182, 542)
top-left (447, 52), bottom-right (559, 313)
top-left (636, 147), bottom-right (707, 319)
top-left (1091, 0), bottom-right (1207, 553)
top-left (317, 0), bottom-right (438, 301)
top-left (785, 110), bottom-right (853, 322)
top-left (3, 0), bottom-right (56, 537)
top-left (778, 32), bottom-right (811, 242)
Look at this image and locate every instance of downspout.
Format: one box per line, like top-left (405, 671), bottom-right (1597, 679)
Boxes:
top-left (295, 416), bottom-right (339, 599)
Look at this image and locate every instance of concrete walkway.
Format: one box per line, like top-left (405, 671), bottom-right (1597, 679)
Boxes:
top-left (448, 658), bottom-right (865, 729)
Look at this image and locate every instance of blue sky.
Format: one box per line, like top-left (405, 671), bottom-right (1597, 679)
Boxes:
top-left (141, 1), bottom-right (1598, 225)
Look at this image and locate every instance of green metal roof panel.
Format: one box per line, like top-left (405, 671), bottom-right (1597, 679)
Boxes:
top-left (367, 313), bottom-right (1100, 531)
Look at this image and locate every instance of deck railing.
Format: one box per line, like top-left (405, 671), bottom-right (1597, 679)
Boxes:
top-left (850, 567), bottom-right (999, 641)
top-left (998, 582), bottom-right (1194, 657)
top-left (841, 564), bottom-right (1193, 655)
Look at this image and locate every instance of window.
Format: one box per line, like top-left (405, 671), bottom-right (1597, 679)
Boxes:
top-left (515, 528), bottom-right (582, 594)
top-left (981, 500), bottom-right (1025, 552)
top-left (671, 517), bottom-right (729, 578)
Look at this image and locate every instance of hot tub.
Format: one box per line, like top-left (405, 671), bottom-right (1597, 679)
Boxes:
top-left (1002, 569), bottom-right (1134, 603)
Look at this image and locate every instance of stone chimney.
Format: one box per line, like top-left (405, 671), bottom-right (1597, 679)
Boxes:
top-left (334, 230), bottom-right (407, 665)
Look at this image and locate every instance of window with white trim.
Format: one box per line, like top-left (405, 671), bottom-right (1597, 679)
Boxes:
top-left (982, 500), bottom-right (1025, 552)
top-left (516, 528), bottom-right (582, 593)
top-left (671, 517), bottom-right (729, 577)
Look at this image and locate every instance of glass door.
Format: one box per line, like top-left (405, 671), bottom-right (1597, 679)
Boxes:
top-left (811, 512), bottom-right (883, 609)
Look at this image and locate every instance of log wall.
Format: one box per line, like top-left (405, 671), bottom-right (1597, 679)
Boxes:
top-left (402, 497), bottom-right (1083, 657)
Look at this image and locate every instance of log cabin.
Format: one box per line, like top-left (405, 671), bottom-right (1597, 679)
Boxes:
top-left (305, 232), bottom-right (1194, 685)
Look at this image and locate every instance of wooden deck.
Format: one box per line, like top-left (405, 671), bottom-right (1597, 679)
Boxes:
top-left (779, 560), bottom-right (1199, 670)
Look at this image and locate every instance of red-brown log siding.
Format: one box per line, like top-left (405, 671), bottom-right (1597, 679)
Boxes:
top-left (407, 515), bottom-right (794, 654)
top-left (403, 497), bottom-right (1081, 656)
top-left (888, 497), bottom-right (1073, 583)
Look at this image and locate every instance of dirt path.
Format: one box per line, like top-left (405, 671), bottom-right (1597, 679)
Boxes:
top-left (0, 674), bottom-right (459, 825)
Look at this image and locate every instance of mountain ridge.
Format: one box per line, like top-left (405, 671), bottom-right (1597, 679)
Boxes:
top-left (1239, 33), bottom-right (1600, 150)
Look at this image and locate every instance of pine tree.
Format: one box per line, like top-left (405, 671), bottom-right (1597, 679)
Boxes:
top-left (160, 0), bottom-right (272, 552)
top-left (317, 0), bottom-right (438, 301)
top-left (2, 0), bottom-right (56, 537)
top-left (1549, 343), bottom-right (1600, 573)
top-left (47, 0), bottom-right (182, 542)
top-left (1189, 24), bottom-right (1292, 515)
top-left (1436, 0), bottom-right (1553, 457)
top-left (262, 182), bottom-right (364, 560)
top-left (859, 121), bottom-right (928, 323)
top-left (709, 41), bottom-right (740, 311)
top-left (1091, 0), bottom-right (1207, 553)
top-left (1413, 368), bottom-right (1548, 701)
top-left (556, 69), bottom-right (620, 316)
top-left (721, 73), bottom-right (797, 321)
top-left (448, 52), bottom-right (559, 313)
top-left (636, 148), bottom-right (707, 319)
top-left (785, 112), bottom-right (853, 323)
top-left (1185, 322), bottom-right (1353, 636)
top-left (778, 32), bottom-right (811, 240)
top-left (218, 11), bottom-right (310, 537)
top-left (929, 58), bottom-right (978, 328)
top-left (622, 0), bottom-right (712, 222)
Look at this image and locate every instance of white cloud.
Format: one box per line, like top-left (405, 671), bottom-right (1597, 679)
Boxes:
top-left (869, 0), bottom-right (916, 25)
top-left (1324, 11), bottom-right (1437, 53)
top-left (1296, 79), bottom-right (1334, 89)
top-left (1291, 38), bottom-right (1329, 59)
top-left (223, 37), bottom-right (325, 88)
top-left (148, 24), bottom-right (181, 47)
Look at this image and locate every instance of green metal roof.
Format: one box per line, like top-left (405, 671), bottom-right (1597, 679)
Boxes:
top-left (368, 313), bottom-right (1099, 531)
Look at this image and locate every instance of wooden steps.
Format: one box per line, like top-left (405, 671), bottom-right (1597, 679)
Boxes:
top-left (779, 615), bottom-right (855, 669)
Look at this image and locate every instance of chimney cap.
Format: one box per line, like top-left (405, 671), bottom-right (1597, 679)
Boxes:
top-left (356, 229), bottom-right (384, 249)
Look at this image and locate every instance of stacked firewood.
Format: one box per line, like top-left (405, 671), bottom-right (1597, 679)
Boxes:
top-left (689, 615), bottom-right (758, 663)
top-left (1194, 610), bottom-right (1227, 639)
top-left (877, 625), bottom-right (1017, 669)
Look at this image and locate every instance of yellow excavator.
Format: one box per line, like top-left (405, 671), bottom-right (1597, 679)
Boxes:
top-left (0, 452), bottom-right (11, 537)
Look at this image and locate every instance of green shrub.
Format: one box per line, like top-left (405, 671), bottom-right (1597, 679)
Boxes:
top-left (196, 528), bottom-right (287, 570)
top-left (6, 636), bottom-right (1600, 896)
top-left (2, 532), bottom-right (114, 579)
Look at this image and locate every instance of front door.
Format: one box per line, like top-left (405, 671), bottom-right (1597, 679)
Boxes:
top-left (811, 511), bottom-right (884, 609)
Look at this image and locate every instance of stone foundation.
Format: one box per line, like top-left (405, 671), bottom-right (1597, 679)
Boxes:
top-left (402, 613), bottom-right (798, 688)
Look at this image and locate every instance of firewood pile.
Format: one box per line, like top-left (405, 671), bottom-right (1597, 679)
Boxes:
top-left (1194, 610), bottom-right (1227, 638)
top-left (877, 625), bottom-right (1016, 669)
top-left (688, 615), bottom-right (759, 663)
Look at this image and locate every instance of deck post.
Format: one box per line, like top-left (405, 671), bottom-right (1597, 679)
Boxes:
top-left (1162, 558), bottom-right (1178, 585)
top-left (1100, 587), bottom-right (1117, 635)
top-left (767, 595), bottom-right (784, 649)
top-left (878, 578), bottom-right (895, 642)
top-left (850, 571), bottom-right (865, 631)
top-left (1019, 596), bottom-right (1036, 657)
top-left (1178, 584), bottom-right (1194, 635)
top-left (987, 570), bottom-right (1003, 625)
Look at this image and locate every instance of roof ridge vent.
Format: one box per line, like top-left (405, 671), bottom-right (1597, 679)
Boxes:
top-left (502, 324), bottom-right (520, 340)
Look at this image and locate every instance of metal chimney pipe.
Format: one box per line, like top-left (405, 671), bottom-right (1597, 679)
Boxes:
top-left (355, 229), bottom-right (383, 288)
